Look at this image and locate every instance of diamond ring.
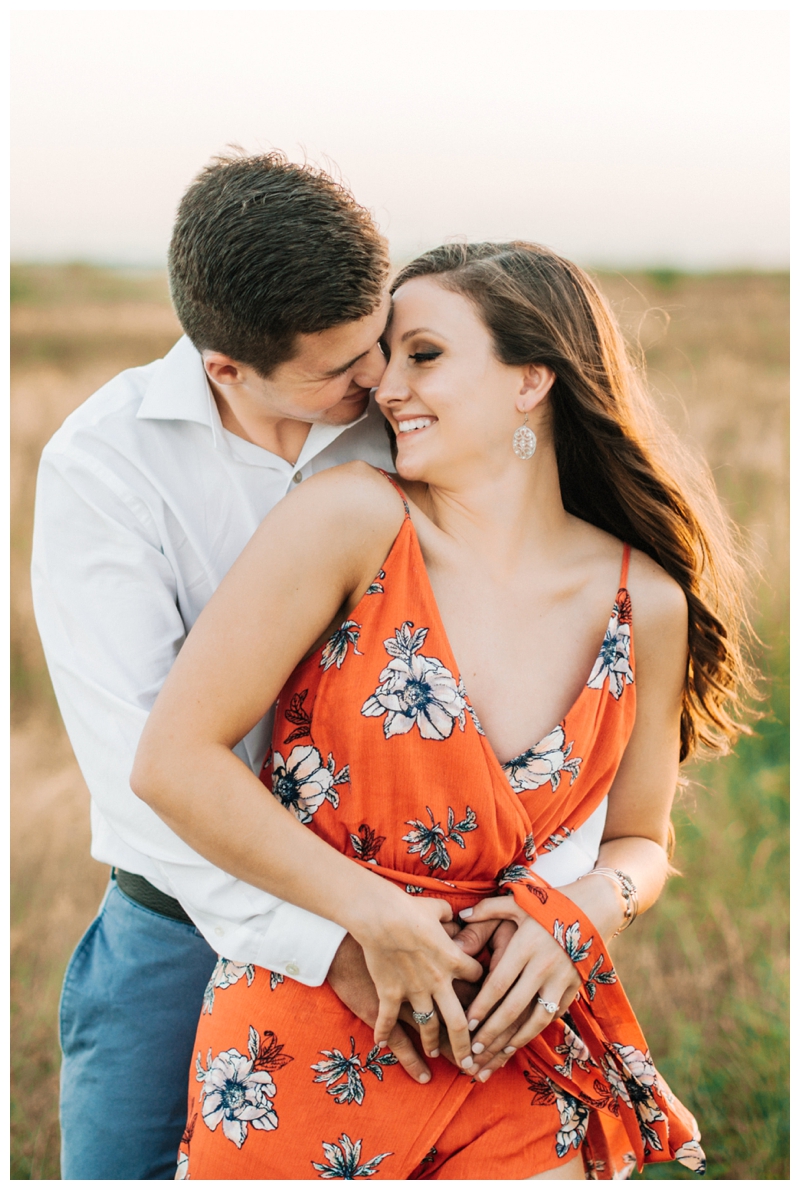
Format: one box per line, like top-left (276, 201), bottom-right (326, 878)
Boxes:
top-left (537, 997), bottom-right (559, 1015)
top-left (412, 1009), bottom-right (435, 1026)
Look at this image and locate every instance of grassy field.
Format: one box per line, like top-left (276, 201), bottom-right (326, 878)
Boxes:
top-left (10, 264), bottom-right (788, 1179)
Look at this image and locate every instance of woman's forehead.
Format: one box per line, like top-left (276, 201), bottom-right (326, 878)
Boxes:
top-left (387, 276), bottom-right (479, 336)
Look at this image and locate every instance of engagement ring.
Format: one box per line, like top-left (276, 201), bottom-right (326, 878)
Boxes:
top-left (412, 1009), bottom-right (435, 1025)
top-left (536, 997), bottom-right (559, 1015)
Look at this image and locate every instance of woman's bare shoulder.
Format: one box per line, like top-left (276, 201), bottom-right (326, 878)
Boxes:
top-left (628, 548), bottom-right (688, 667)
top-left (628, 548), bottom-right (688, 623)
top-left (266, 461), bottom-right (407, 565)
top-left (282, 461), bottom-right (405, 523)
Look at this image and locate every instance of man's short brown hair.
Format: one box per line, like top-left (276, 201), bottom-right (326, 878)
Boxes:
top-left (168, 150), bottom-right (389, 377)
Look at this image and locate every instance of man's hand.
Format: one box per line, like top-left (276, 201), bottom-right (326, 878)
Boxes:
top-left (326, 933), bottom-right (432, 1083)
top-left (450, 915), bottom-right (517, 970)
top-left (326, 918), bottom-right (519, 1079)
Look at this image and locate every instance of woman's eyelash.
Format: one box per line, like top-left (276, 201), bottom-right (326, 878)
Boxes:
top-left (409, 351), bottom-right (441, 362)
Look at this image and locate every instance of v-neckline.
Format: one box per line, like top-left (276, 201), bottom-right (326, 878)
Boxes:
top-left (397, 513), bottom-right (632, 771)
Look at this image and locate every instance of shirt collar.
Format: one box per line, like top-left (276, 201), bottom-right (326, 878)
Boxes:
top-left (137, 335), bottom-right (215, 426)
top-left (137, 334), bottom-right (370, 468)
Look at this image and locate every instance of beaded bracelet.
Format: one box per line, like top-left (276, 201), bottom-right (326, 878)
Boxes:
top-left (576, 866), bottom-right (639, 937)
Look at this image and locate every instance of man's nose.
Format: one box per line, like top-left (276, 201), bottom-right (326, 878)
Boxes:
top-left (354, 342), bottom-right (387, 389)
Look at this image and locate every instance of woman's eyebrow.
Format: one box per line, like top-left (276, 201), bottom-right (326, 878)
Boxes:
top-left (400, 326), bottom-right (444, 343)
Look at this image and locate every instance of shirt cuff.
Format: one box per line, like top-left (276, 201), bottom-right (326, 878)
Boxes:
top-left (251, 901), bottom-right (348, 987)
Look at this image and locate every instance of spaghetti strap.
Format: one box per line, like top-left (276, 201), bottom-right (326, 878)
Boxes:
top-left (620, 542), bottom-right (631, 589)
top-left (377, 467), bottom-right (410, 517)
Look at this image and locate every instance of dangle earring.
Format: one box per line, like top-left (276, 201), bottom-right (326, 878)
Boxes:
top-left (512, 412), bottom-right (537, 460)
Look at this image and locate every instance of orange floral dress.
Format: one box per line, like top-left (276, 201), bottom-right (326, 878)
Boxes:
top-left (178, 472), bottom-right (705, 1181)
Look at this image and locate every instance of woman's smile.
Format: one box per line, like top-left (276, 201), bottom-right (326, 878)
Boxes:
top-left (395, 415), bottom-right (438, 437)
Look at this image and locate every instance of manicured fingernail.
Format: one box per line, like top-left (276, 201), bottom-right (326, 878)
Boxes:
top-left (429, 1049), bottom-right (439, 1058)
top-left (376, 1041), bottom-right (388, 1048)
top-left (468, 1018), bottom-right (480, 1031)
top-left (478, 1068), bottom-right (492, 1082)
top-left (471, 1041), bottom-right (484, 1054)
top-left (460, 907), bottom-right (473, 918)
top-left (418, 1071), bottom-right (431, 1083)
top-left (460, 1055), bottom-right (475, 1069)
top-left (503, 1046), bottom-right (517, 1055)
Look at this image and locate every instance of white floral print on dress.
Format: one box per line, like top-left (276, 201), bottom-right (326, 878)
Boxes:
top-left (271, 745), bottom-right (350, 824)
top-left (602, 1046), bottom-right (668, 1154)
top-left (543, 825), bottom-right (574, 853)
top-left (554, 1086), bottom-right (591, 1159)
top-left (503, 724), bottom-right (582, 793)
top-left (457, 676), bottom-right (485, 735)
top-left (524, 1068), bottom-right (590, 1161)
top-left (361, 622), bottom-right (466, 741)
top-left (320, 621), bottom-right (363, 671)
top-left (195, 1043), bottom-right (278, 1148)
top-left (311, 1037), bottom-right (398, 1105)
top-left (674, 1139), bottom-right (707, 1174)
top-left (586, 592), bottom-right (634, 700)
top-left (553, 1023), bottom-right (593, 1080)
top-left (202, 958), bottom-right (255, 1015)
top-left (195, 1027), bottom-right (293, 1150)
top-left (312, 1133), bottom-right (392, 1178)
top-left (402, 805), bottom-right (478, 872)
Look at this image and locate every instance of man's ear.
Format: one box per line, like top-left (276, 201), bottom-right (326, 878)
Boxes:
top-left (203, 351), bottom-right (247, 387)
top-left (516, 364), bottom-right (556, 414)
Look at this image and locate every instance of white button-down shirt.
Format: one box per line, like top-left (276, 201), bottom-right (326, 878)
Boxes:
top-left (31, 335), bottom-right (394, 986)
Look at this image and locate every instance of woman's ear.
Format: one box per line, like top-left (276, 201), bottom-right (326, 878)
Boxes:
top-left (516, 364), bottom-right (556, 414)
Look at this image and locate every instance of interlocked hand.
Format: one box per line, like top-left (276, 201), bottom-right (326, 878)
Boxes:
top-left (457, 897), bottom-right (580, 1081)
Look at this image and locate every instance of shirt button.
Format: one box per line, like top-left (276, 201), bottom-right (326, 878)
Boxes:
top-left (285, 961), bottom-right (300, 976)
top-left (214, 927), bottom-right (224, 937)
top-left (292, 471), bottom-right (302, 484)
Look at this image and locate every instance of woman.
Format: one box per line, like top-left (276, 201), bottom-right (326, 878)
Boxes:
top-left (133, 242), bottom-right (751, 1179)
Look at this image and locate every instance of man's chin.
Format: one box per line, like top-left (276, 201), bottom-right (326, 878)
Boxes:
top-left (320, 392), bottom-right (370, 425)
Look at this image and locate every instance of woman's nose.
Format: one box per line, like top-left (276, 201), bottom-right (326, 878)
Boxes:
top-left (374, 358), bottom-right (409, 408)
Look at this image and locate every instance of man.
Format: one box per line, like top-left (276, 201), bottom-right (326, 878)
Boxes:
top-left (32, 151), bottom-right (451, 1180)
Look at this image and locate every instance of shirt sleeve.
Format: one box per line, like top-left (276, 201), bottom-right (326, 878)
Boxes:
top-left (30, 441), bottom-right (346, 986)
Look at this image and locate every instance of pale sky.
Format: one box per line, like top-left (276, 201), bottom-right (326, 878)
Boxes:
top-left (11, 9), bottom-right (789, 269)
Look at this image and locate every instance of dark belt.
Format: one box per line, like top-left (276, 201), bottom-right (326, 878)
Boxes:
top-left (113, 867), bottom-right (194, 926)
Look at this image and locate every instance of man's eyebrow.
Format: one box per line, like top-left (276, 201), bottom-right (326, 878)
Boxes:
top-left (320, 350), bottom-right (369, 379)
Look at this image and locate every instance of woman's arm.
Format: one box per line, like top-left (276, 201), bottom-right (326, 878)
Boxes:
top-left (459, 550), bottom-right (689, 1076)
top-left (131, 462), bottom-right (482, 1065)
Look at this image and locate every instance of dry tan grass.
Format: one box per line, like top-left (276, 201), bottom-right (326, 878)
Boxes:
top-left (10, 265), bottom-right (788, 1179)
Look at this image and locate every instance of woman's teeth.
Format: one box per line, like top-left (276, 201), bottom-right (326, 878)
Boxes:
top-left (397, 417), bottom-right (435, 434)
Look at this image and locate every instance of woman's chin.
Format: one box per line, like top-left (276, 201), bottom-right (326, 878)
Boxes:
top-left (393, 444), bottom-right (427, 482)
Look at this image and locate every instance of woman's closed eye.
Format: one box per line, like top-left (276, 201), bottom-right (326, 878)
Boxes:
top-left (409, 350), bottom-right (442, 363)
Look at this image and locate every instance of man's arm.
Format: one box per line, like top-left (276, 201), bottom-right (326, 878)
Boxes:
top-left (31, 442), bottom-right (347, 985)
top-left (31, 444), bottom-right (489, 1082)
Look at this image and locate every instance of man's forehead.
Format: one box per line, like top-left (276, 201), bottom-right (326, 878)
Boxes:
top-left (295, 296), bottom-right (390, 377)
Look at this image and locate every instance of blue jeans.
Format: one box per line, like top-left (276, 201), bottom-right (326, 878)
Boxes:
top-left (59, 880), bottom-right (217, 1180)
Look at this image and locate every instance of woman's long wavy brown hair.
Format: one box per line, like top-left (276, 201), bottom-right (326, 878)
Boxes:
top-left (392, 242), bottom-right (756, 762)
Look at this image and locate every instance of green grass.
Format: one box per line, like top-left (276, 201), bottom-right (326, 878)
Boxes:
top-left (628, 636), bottom-right (789, 1178)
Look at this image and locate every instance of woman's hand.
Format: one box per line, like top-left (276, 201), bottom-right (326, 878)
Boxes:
top-left (352, 891), bottom-right (484, 1071)
top-left (457, 896), bottom-right (581, 1075)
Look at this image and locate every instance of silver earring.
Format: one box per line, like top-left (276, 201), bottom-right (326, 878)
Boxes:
top-left (513, 412), bottom-right (537, 460)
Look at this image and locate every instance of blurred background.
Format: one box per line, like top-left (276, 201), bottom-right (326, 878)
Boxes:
top-left (11, 9), bottom-right (788, 1180)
